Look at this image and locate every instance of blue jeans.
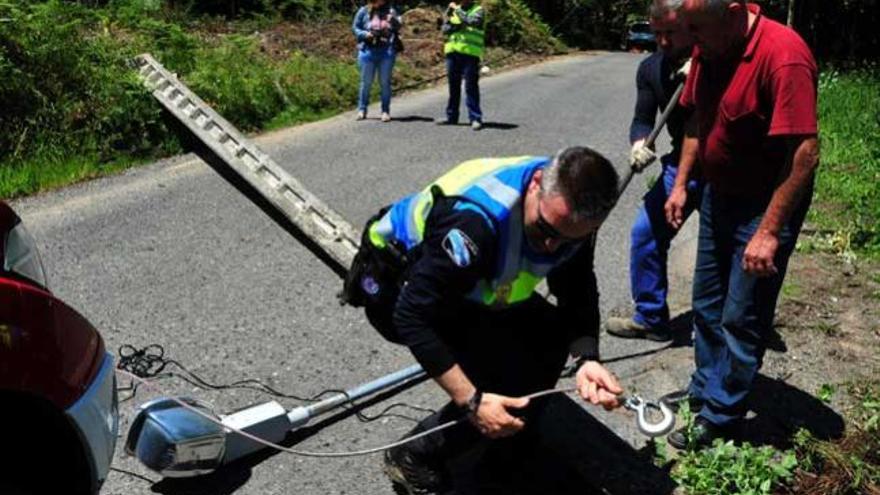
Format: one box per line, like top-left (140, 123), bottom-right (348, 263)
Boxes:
top-left (630, 156), bottom-right (703, 331)
top-left (689, 184), bottom-right (811, 426)
top-left (358, 49), bottom-right (396, 113)
top-left (446, 52), bottom-right (482, 123)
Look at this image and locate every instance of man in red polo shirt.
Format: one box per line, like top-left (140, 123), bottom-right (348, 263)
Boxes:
top-left (663, 0), bottom-right (820, 449)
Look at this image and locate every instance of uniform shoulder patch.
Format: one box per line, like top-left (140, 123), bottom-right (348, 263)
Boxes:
top-left (442, 228), bottom-right (479, 268)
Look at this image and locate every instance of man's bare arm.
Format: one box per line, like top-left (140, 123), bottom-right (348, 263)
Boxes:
top-left (673, 115), bottom-right (700, 189)
top-left (665, 114), bottom-right (700, 228)
top-left (743, 136), bottom-right (819, 276)
top-left (758, 136), bottom-right (820, 236)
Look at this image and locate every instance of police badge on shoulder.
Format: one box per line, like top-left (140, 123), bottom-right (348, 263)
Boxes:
top-left (442, 228), bottom-right (478, 268)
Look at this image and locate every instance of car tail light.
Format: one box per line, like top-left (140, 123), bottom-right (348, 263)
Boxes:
top-left (4, 221), bottom-right (48, 289)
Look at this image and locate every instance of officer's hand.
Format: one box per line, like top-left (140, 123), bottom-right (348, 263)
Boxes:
top-left (448, 2), bottom-right (459, 10)
top-left (365, 31), bottom-right (374, 39)
top-left (630, 139), bottom-right (657, 172)
top-left (576, 361), bottom-right (623, 411)
top-left (664, 184), bottom-right (688, 229)
top-left (743, 230), bottom-right (779, 277)
top-left (470, 393), bottom-right (529, 439)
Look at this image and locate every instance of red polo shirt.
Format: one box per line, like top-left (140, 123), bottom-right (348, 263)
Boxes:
top-left (680, 4), bottom-right (818, 198)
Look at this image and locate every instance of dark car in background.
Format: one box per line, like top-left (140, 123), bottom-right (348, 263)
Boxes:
top-left (625, 21), bottom-right (656, 52)
top-left (0, 201), bottom-right (118, 495)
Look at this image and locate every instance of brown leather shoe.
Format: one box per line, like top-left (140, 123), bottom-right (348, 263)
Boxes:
top-left (605, 317), bottom-right (671, 342)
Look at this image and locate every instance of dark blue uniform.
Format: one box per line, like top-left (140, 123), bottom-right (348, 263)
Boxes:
top-left (370, 194), bottom-right (601, 382)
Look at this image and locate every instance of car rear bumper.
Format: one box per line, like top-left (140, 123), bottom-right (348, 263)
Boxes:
top-left (66, 352), bottom-right (119, 492)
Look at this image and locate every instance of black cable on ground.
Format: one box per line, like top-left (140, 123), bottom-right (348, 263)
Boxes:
top-left (116, 344), bottom-right (435, 423)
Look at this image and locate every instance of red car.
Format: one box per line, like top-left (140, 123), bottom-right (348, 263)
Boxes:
top-left (0, 201), bottom-right (118, 495)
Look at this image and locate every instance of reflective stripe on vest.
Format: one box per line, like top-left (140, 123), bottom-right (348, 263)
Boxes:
top-left (369, 156), bottom-right (579, 308)
top-left (444, 4), bottom-right (485, 58)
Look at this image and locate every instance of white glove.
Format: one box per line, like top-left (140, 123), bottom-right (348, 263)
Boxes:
top-left (676, 58), bottom-right (692, 79)
top-left (630, 139), bottom-right (657, 172)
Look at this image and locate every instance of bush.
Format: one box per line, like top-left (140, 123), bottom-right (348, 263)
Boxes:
top-left (0, 1), bottom-right (180, 163)
top-left (482, 0), bottom-right (565, 54)
top-left (0, 0), bottom-right (562, 198)
top-left (809, 68), bottom-right (880, 256)
top-left (186, 37), bottom-right (359, 131)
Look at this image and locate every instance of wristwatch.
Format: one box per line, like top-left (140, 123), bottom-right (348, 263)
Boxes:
top-left (465, 390), bottom-right (483, 418)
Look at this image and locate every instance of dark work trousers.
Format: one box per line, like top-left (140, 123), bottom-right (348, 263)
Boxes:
top-left (445, 52), bottom-right (483, 124)
top-left (689, 184), bottom-right (812, 427)
top-left (373, 296), bottom-right (572, 494)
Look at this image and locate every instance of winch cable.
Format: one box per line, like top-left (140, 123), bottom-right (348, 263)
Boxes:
top-left (117, 368), bottom-right (578, 459)
top-left (116, 344), bottom-right (436, 423)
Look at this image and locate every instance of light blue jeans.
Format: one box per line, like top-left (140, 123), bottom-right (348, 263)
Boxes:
top-left (358, 49), bottom-right (396, 114)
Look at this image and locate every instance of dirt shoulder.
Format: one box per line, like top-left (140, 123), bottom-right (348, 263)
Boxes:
top-left (771, 251), bottom-right (880, 414)
top-left (616, 231), bottom-right (879, 448)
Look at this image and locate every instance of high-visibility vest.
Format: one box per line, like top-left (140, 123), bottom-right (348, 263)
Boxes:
top-left (368, 156), bottom-right (582, 308)
top-left (444, 4), bottom-right (486, 58)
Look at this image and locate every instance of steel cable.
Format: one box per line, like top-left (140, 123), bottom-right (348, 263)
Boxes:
top-left (117, 368), bottom-right (577, 458)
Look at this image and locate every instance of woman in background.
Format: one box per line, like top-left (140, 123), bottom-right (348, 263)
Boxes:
top-left (352, 0), bottom-right (401, 122)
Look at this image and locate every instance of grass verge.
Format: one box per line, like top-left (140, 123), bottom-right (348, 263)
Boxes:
top-left (0, 0), bottom-right (561, 200)
top-left (805, 67), bottom-right (880, 258)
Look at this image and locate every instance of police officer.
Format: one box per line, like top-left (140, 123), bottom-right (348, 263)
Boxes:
top-left (342, 147), bottom-right (624, 494)
top-left (438, 1), bottom-right (485, 130)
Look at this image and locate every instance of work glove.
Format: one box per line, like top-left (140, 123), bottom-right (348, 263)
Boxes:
top-left (675, 58), bottom-right (692, 81)
top-left (630, 139), bottom-right (657, 172)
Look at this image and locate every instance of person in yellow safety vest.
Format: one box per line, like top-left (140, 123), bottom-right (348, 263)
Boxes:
top-left (438, 1), bottom-right (486, 130)
top-left (341, 147), bottom-right (625, 494)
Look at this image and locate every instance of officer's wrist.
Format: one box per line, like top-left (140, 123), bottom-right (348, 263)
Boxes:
top-left (574, 354), bottom-right (599, 370)
top-left (463, 390), bottom-right (483, 418)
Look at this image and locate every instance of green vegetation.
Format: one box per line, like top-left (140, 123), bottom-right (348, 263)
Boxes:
top-left (792, 382), bottom-right (880, 494)
top-left (671, 405), bottom-right (798, 495)
top-left (483, 0), bottom-right (565, 54)
top-left (674, 440), bottom-right (798, 495)
top-left (817, 383), bottom-right (837, 404)
top-left (808, 68), bottom-right (880, 257)
top-left (666, 383), bottom-right (880, 494)
top-left (0, 0), bottom-right (563, 199)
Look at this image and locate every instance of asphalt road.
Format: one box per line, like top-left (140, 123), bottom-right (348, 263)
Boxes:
top-left (12, 51), bottom-right (698, 494)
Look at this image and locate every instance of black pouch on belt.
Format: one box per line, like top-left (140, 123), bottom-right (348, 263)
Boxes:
top-left (340, 206), bottom-right (409, 309)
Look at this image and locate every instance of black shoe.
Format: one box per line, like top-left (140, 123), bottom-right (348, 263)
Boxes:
top-left (667, 415), bottom-right (724, 450)
top-left (659, 389), bottom-right (705, 413)
top-left (605, 317), bottom-right (672, 342)
top-left (383, 443), bottom-right (449, 495)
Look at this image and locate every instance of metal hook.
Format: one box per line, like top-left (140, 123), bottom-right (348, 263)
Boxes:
top-left (622, 395), bottom-right (676, 438)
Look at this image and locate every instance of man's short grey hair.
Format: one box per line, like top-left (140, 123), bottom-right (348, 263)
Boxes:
top-left (668, 0), bottom-right (745, 15)
top-left (649, 0), bottom-right (684, 20)
top-left (540, 146), bottom-right (619, 222)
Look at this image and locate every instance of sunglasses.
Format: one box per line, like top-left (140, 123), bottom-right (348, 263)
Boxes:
top-left (534, 203), bottom-right (589, 244)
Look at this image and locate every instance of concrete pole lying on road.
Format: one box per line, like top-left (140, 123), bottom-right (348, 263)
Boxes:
top-left (129, 53), bottom-right (428, 477)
